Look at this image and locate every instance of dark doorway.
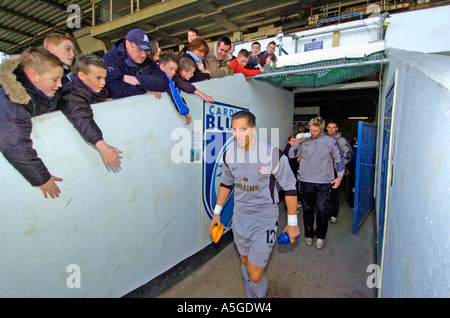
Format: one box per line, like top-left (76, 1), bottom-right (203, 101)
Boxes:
top-left (294, 86), bottom-right (379, 137)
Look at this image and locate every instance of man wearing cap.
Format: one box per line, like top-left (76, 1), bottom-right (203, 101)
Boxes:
top-left (103, 28), bottom-right (169, 99)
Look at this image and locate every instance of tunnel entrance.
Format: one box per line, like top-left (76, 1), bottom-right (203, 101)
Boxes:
top-left (293, 80), bottom-right (380, 138)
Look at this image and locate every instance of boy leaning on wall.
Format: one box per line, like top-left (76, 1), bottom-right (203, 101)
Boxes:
top-left (0, 48), bottom-right (65, 199)
top-left (60, 54), bottom-right (122, 169)
top-left (159, 52), bottom-right (192, 125)
top-left (173, 56), bottom-right (215, 104)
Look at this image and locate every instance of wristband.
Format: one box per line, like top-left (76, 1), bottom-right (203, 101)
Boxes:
top-left (214, 205), bottom-right (223, 215)
top-left (287, 214), bottom-right (298, 226)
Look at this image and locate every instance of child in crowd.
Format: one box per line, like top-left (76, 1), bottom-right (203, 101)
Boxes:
top-left (179, 37), bottom-right (211, 82)
top-left (230, 49), bottom-right (264, 77)
top-left (173, 57), bottom-right (215, 103)
top-left (159, 53), bottom-right (192, 125)
top-left (182, 28), bottom-right (200, 54)
top-left (60, 54), bottom-right (122, 169)
top-left (259, 41), bottom-right (277, 56)
top-left (43, 33), bottom-right (76, 92)
top-left (246, 41), bottom-right (260, 69)
top-left (187, 28), bottom-right (200, 43)
top-left (0, 48), bottom-right (65, 199)
top-left (257, 52), bottom-right (277, 67)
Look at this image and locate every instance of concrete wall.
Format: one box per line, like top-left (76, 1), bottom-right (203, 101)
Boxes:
top-left (377, 48), bottom-right (450, 297)
top-left (0, 74), bottom-right (293, 297)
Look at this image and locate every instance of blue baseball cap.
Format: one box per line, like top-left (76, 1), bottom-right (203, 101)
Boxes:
top-left (126, 29), bottom-right (154, 52)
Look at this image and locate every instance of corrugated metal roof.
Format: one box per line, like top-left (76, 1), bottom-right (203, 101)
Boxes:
top-left (0, 0), bottom-right (91, 54)
top-left (0, 0), bottom-right (320, 54)
top-left (1, 0), bottom-right (439, 54)
top-left (90, 0), bottom-right (310, 50)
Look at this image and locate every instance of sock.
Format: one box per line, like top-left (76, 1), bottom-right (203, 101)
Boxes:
top-left (241, 264), bottom-right (253, 298)
top-left (249, 274), bottom-right (268, 298)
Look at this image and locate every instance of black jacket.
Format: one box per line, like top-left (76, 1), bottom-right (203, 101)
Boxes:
top-left (0, 56), bottom-right (63, 186)
top-left (173, 72), bottom-right (197, 95)
top-left (103, 38), bottom-right (169, 99)
top-left (178, 52), bottom-right (211, 83)
top-left (60, 76), bottom-right (106, 146)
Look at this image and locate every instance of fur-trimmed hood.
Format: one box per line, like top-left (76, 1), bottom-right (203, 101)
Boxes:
top-left (0, 55), bottom-right (31, 105)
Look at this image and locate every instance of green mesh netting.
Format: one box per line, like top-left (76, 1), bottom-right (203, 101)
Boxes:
top-left (256, 50), bottom-right (386, 88)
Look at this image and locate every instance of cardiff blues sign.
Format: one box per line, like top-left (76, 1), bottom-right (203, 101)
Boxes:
top-left (202, 101), bottom-right (248, 229)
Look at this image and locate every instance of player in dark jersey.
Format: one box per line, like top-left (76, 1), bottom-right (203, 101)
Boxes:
top-left (209, 110), bottom-right (299, 298)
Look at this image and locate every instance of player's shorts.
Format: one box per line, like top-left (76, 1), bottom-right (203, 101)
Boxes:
top-left (232, 214), bottom-right (278, 268)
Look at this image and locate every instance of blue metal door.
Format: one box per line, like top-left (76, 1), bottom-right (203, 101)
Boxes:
top-left (352, 121), bottom-right (377, 234)
top-left (377, 70), bottom-right (398, 264)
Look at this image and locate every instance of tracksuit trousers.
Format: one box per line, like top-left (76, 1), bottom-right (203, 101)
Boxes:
top-left (299, 181), bottom-right (332, 239)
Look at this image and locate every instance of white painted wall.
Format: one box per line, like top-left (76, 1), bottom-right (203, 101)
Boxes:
top-left (384, 6), bottom-right (450, 54)
top-left (0, 74), bottom-right (293, 297)
top-left (377, 48), bottom-right (450, 297)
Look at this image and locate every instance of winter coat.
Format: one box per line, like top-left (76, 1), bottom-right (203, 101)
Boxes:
top-left (204, 41), bottom-right (233, 78)
top-left (178, 52), bottom-right (211, 83)
top-left (173, 72), bottom-right (197, 94)
top-left (103, 38), bottom-right (169, 99)
top-left (60, 76), bottom-right (107, 146)
top-left (0, 56), bottom-right (62, 186)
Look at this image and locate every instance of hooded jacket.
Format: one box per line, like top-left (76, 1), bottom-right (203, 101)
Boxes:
top-left (0, 55), bottom-right (63, 186)
top-left (103, 38), bottom-right (169, 99)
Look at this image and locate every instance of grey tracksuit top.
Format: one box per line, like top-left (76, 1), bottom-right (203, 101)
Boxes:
top-left (327, 131), bottom-right (353, 166)
top-left (220, 140), bottom-right (297, 220)
top-left (288, 132), bottom-right (345, 184)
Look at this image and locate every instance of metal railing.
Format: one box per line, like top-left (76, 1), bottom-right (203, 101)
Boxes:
top-left (251, 59), bottom-right (389, 80)
top-left (317, 13), bottom-right (364, 28)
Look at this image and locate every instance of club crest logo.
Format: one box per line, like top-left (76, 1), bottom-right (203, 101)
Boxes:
top-left (258, 165), bottom-right (272, 175)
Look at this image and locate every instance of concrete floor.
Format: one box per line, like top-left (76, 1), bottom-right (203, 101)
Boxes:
top-left (125, 188), bottom-right (377, 298)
